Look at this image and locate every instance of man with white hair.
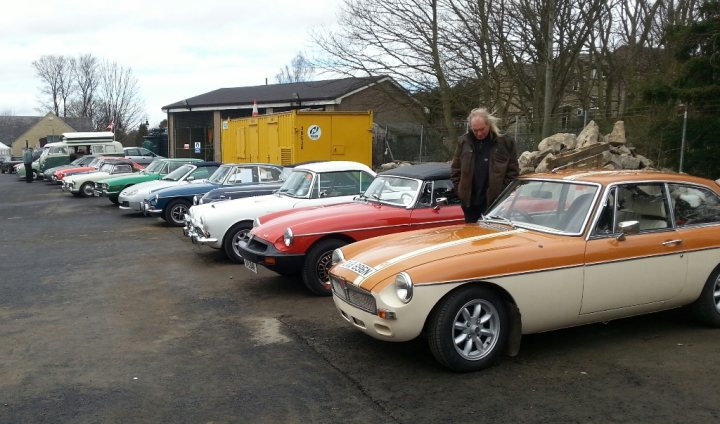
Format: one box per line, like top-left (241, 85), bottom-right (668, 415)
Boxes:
top-left (451, 108), bottom-right (519, 223)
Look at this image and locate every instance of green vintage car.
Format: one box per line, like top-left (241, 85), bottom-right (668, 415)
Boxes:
top-left (93, 158), bottom-right (203, 204)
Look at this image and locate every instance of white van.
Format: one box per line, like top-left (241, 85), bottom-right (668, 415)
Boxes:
top-left (38, 132), bottom-right (124, 174)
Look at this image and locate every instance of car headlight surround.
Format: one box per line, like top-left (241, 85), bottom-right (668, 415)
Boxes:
top-left (395, 272), bottom-right (413, 303)
top-left (283, 227), bottom-right (293, 247)
top-left (253, 217), bottom-right (262, 228)
top-left (331, 248), bottom-right (344, 267)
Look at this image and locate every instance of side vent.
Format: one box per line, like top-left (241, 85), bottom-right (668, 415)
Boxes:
top-left (280, 148), bottom-right (292, 166)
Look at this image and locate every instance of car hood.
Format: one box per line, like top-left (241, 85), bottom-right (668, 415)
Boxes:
top-left (253, 201), bottom-right (396, 240)
top-left (122, 179), bottom-right (180, 195)
top-left (190, 193), bottom-right (302, 218)
top-left (332, 223), bottom-right (581, 292)
top-left (155, 181), bottom-right (220, 198)
top-left (100, 173), bottom-right (158, 186)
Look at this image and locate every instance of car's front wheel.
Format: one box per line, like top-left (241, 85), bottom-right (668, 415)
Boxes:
top-left (302, 239), bottom-right (347, 296)
top-left (689, 265), bottom-right (720, 327)
top-left (164, 199), bottom-right (191, 227)
top-left (79, 182), bottom-right (94, 197)
top-left (223, 222), bottom-right (253, 263)
top-left (427, 286), bottom-right (509, 372)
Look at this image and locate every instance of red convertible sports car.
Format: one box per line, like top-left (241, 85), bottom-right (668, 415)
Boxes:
top-left (238, 162), bottom-right (465, 295)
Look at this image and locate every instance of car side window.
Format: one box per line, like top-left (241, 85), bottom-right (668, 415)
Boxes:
top-left (191, 167), bottom-right (215, 179)
top-left (126, 148), bottom-right (139, 156)
top-left (258, 166), bottom-right (281, 182)
top-left (669, 183), bottom-right (720, 226)
top-left (114, 164), bottom-right (132, 174)
top-left (615, 183), bottom-right (671, 231)
top-left (140, 148), bottom-right (155, 157)
top-left (228, 167), bottom-right (254, 183)
top-left (317, 171), bottom-right (369, 197)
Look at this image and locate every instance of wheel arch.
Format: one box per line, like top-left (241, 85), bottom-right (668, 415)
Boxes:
top-left (307, 233), bottom-right (356, 250)
top-left (221, 219), bottom-right (255, 247)
top-left (423, 280), bottom-right (523, 357)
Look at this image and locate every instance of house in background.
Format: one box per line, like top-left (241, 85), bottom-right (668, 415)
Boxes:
top-left (0, 112), bottom-right (94, 156)
top-left (161, 76), bottom-right (425, 164)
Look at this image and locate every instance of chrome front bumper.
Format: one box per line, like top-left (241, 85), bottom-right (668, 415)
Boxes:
top-left (182, 214), bottom-right (217, 245)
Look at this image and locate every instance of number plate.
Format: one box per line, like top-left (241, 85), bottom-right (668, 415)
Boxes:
top-left (244, 259), bottom-right (257, 273)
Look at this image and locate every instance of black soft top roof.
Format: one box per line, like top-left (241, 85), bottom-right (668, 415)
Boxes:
top-left (379, 162), bottom-right (451, 180)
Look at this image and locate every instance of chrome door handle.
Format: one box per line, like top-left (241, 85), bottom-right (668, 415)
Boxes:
top-left (662, 239), bottom-right (682, 246)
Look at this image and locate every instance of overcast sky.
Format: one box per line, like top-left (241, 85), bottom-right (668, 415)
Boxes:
top-left (0, 0), bottom-right (342, 127)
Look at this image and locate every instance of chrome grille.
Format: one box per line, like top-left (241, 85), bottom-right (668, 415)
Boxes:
top-left (331, 276), bottom-right (376, 314)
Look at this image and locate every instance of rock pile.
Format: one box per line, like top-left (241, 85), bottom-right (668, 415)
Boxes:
top-left (518, 120), bottom-right (654, 174)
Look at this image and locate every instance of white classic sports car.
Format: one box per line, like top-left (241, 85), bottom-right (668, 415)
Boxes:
top-left (61, 160), bottom-right (142, 197)
top-left (184, 161), bottom-right (376, 262)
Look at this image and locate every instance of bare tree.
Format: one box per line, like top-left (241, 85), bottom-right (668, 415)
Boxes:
top-left (32, 55), bottom-right (74, 117)
top-left (96, 61), bottom-right (144, 135)
top-left (68, 54), bottom-right (100, 119)
top-left (312, 0), bottom-right (460, 140)
top-left (486, 0), bottom-right (606, 138)
top-left (275, 52), bottom-right (315, 83)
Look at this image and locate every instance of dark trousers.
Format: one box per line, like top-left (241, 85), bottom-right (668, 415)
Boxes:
top-left (462, 205), bottom-right (486, 223)
top-left (24, 164), bottom-right (33, 182)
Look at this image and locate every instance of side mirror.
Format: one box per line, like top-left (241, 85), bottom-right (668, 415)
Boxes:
top-left (616, 220), bottom-right (640, 241)
top-left (434, 197), bottom-right (448, 210)
top-left (319, 190), bottom-right (328, 198)
top-left (186, 176), bottom-right (195, 182)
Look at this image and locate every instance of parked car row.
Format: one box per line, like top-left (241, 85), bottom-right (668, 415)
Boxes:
top-left (8, 161), bottom-right (720, 372)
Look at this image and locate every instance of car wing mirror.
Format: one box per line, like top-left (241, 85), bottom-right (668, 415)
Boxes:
top-left (434, 197), bottom-right (448, 210)
top-left (616, 220), bottom-right (640, 241)
top-left (186, 176), bottom-right (195, 182)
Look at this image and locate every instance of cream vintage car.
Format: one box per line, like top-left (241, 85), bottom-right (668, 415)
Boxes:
top-left (329, 170), bottom-right (720, 372)
top-left (184, 161), bottom-right (376, 262)
top-left (61, 159), bottom-right (143, 197)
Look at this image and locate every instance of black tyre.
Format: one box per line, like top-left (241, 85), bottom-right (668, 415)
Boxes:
top-left (164, 199), bottom-right (191, 227)
top-left (302, 239), bottom-right (346, 296)
top-left (79, 182), bottom-right (94, 197)
top-left (427, 285), bottom-right (509, 372)
top-left (223, 222), bottom-right (253, 263)
top-left (689, 265), bottom-right (720, 327)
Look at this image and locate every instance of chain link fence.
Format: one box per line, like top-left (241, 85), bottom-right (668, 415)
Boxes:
top-left (373, 106), bottom-right (718, 178)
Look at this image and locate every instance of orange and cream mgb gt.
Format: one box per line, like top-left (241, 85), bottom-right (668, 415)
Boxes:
top-left (328, 170), bottom-right (720, 372)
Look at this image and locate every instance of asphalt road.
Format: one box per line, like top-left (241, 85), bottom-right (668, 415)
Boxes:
top-left (1, 175), bottom-right (719, 423)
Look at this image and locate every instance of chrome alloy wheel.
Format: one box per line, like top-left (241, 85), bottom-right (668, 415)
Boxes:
top-left (231, 228), bottom-right (251, 257)
top-left (451, 299), bottom-right (501, 361)
top-left (169, 203), bottom-right (188, 225)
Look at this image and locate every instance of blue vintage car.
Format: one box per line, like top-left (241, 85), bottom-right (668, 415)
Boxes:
top-left (142, 163), bottom-right (286, 226)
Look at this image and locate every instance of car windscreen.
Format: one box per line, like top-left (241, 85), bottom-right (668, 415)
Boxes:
top-left (486, 179), bottom-right (598, 234)
top-left (362, 175), bottom-right (420, 207)
top-left (162, 164), bottom-right (194, 181)
top-left (276, 170), bottom-right (314, 197)
top-left (99, 163), bottom-right (115, 173)
top-left (208, 165), bottom-right (232, 184)
top-left (143, 160), bottom-right (163, 173)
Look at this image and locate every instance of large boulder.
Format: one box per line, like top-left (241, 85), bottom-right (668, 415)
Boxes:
top-left (605, 121), bottom-right (627, 146)
top-left (537, 133), bottom-right (577, 153)
top-left (576, 120), bottom-right (602, 148)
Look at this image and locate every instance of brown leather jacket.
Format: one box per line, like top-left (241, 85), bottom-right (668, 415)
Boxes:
top-left (450, 131), bottom-right (520, 208)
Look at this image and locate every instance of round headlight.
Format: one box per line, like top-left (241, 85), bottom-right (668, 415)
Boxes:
top-left (153, 194), bottom-right (159, 202)
top-left (253, 217), bottom-right (262, 228)
top-left (331, 248), bottom-right (344, 267)
top-left (283, 227), bottom-right (294, 247)
top-left (193, 195), bottom-right (198, 205)
top-left (395, 272), bottom-right (413, 303)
